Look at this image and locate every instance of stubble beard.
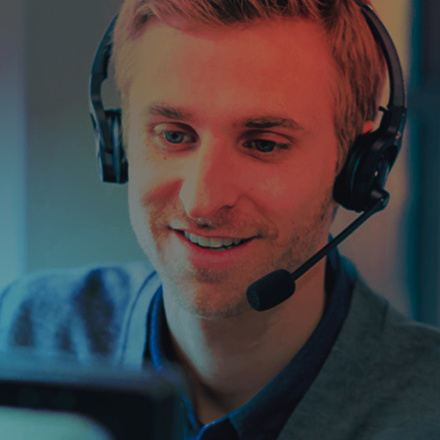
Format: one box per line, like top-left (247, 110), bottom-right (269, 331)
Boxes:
top-left (130, 190), bottom-right (335, 320)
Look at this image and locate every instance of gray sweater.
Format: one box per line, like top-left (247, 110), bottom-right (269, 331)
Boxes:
top-left (0, 262), bottom-right (439, 439)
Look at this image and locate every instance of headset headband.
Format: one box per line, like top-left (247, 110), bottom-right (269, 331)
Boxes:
top-left (356, 1), bottom-right (407, 162)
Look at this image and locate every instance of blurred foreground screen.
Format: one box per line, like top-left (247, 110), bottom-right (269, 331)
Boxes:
top-left (0, 352), bottom-right (185, 440)
top-left (0, 406), bottom-right (112, 440)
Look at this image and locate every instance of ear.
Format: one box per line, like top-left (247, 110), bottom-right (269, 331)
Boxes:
top-left (363, 120), bottom-right (374, 134)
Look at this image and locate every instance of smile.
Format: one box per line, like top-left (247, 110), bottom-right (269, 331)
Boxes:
top-left (183, 231), bottom-right (250, 251)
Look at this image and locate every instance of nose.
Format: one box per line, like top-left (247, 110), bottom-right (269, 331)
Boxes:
top-left (179, 140), bottom-right (241, 220)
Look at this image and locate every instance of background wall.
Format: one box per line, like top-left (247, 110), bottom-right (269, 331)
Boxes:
top-left (1, 1), bottom-right (422, 320)
top-left (24, 0), bottom-right (144, 274)
top-left (0, 0), bottom-right (27, 287)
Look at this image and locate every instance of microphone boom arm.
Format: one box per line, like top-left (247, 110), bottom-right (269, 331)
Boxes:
top-left (246, 188), bottom-right (389, 311)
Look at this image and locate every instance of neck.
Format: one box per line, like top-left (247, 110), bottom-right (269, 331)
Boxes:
top-left (162, 261), bottom-right (326, 424)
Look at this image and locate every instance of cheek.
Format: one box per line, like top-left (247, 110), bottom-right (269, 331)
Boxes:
top-left (253, 157), bottom-right (336, 241)
top-left (128, 160), bottom-right (174, 251)
top-left (256, 161), bottom-right (332, 210)
top-left (127, 139), bottom-right (179, 208)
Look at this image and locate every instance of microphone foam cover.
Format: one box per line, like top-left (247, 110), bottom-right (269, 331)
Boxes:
top-left (246, 269), bottom-right (296, 311)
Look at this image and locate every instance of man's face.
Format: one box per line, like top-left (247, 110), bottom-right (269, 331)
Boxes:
top-left (127, 18), bottom-right (339, 318)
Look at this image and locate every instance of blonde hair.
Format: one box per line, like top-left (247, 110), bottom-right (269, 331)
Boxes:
top-left (113, 0), bottom-right (386, 157)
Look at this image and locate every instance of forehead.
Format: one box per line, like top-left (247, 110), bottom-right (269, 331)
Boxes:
top-left (129, 18), bottom-right (336, 128)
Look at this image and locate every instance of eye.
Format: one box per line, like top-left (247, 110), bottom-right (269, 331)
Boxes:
top-left (162, 130), bottom-right (194, 144)
top-left (149, 124), bottom-right (198, 151)
top-left (244, 139), bottom-right (288, 153)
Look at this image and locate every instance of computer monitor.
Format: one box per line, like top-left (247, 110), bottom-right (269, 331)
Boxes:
top-left (0, 352), bottom-right (185, 440)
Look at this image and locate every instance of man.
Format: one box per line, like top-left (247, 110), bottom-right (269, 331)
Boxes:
top-left (1, 0), bottom-right (440, 438)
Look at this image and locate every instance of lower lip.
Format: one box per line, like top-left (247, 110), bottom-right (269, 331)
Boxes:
top-left (172, 231), bottom-right (255, 268)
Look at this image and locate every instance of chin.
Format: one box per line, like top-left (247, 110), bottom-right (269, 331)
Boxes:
top-left (160, 271), bottom-right (253, 320)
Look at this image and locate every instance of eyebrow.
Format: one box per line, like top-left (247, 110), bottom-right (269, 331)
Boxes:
top-left (243, 116), bottom-right (305, 131)
top-left (146, 104), bottom-right (305, 131)
top-left (147, 104), bottom-right (194, 121)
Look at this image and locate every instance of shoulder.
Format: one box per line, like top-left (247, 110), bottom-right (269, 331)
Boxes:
top-left (0, 261), bottom-right (157, 317)
top-left (284, 275), bottom-right (440, 439)
top-left (353, 276), bottom-right (440, 371)
top-left (372, 283), bottom-right (440, 399)
top-left (348, 277), bottom-right (440, 431)
top-left (0, 261), bottom-right (159, 360)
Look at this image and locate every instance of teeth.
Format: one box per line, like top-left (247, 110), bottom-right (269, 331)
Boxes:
top-left (183, 232), bottom-right (245, 249)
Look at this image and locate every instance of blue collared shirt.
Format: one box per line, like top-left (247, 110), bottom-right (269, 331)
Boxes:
top-left (145, 249), bottom-right (356, 440)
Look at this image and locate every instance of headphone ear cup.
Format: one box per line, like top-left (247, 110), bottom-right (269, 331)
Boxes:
top-left (334, 132), bottom-right (392, 212)
top-left (96, 110), bottom-right (128, 183)
top-left (107, 110), bottom-right (128, 183)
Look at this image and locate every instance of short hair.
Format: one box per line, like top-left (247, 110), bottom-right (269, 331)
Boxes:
top-left (113, 0), bottom-right (386, 161)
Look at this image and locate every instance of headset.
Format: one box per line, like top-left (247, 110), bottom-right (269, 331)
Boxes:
top-left (89, 16), bottom-right (126, 184)
top-left (89, 1), bottom-right (407, 214)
